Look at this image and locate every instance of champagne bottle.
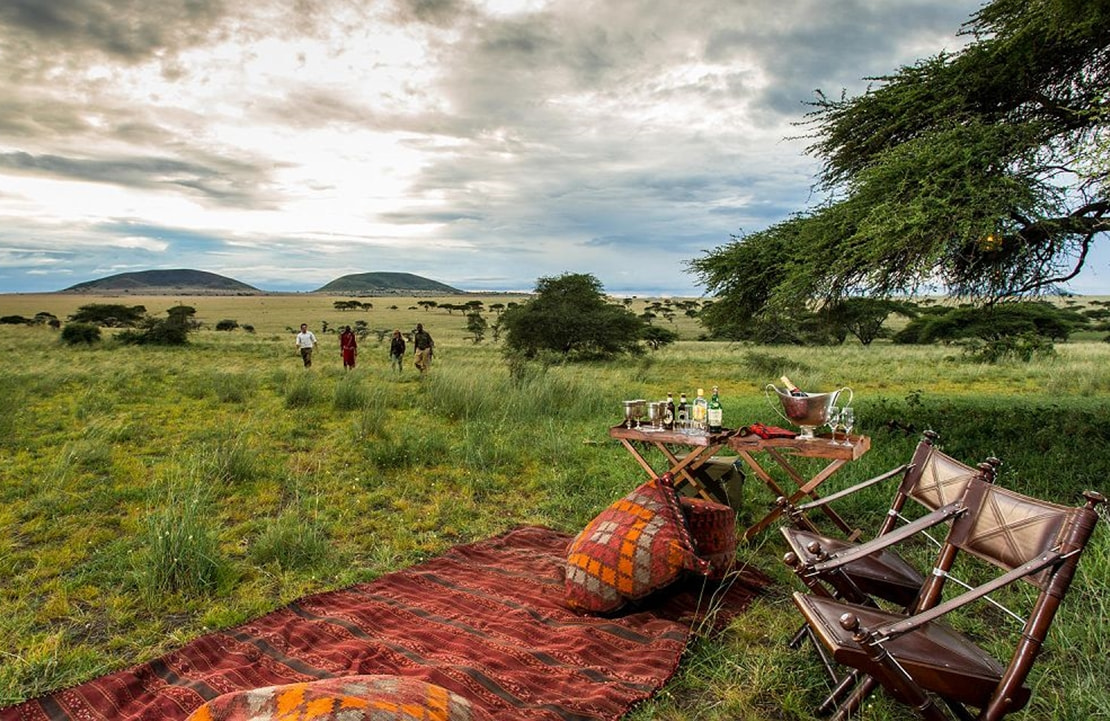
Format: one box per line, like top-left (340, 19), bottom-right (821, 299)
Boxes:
top-left (707, 385), bottom-right (723, 433)
top-left (664, 392), bottom-right (676, 430)
top-left (692, 388), bottom-right (708, 433)
top-left (676, 393), bottom-right (689, 433)
top-left (780, 375), bottom-right (807, 397)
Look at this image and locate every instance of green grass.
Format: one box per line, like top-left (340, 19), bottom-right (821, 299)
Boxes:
top-left (0, 301), bottom-right (1108, 718)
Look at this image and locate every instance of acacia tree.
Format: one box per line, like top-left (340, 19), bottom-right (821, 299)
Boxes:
top-left (691, 0), bottom-right (1110, 325)
top-left (500, 273), bottom-right (644, 359)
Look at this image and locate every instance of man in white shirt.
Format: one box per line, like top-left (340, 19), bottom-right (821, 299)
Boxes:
top-left (295, 323), bottom-right (318, 367)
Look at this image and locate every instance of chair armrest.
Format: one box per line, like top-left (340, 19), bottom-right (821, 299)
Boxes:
top-left (795, 464), bottom-right (912, 513)
top-left (809, 501), bottom-right (965, 574)
top-left (871, 550), bottom-right (1065, 641)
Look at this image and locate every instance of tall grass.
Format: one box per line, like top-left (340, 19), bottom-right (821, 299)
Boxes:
top-left (133, 467), bottom-right (231, 603)
top-left (1, 314), bottom-right (1108, 718)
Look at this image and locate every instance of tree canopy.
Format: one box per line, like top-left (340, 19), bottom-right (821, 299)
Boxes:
top-left (500, 273), bottom-right (644, 359)
top-left (691, 0), bottom-right (1110, 324)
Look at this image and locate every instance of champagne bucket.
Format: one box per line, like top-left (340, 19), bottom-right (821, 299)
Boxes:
top-left (765, 384), bottom-right (853, 438)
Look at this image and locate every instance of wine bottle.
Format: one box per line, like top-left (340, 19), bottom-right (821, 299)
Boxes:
top-left (780, 375), bottom-right (807, 397)
top-left (692, 388), bottom-right (708, 433)
top-left (676, 393), bottom-right (689, 433)
top-left (707, 385), bottom-right (723, 433)
top-left (664, 392), bottom-right (675, 430)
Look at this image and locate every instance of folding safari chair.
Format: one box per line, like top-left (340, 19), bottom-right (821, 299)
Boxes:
top-left (778, 431), bottom-right (996, 711)
top-left (780, 430), bottom-right (992, 609)
top-left (792, 475), bottom-right (1105, 720)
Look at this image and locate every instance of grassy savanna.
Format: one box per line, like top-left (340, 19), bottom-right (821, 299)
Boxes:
top-left (1, 294), bottom-right (1108, 719)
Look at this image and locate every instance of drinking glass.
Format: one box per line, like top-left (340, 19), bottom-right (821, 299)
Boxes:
top-left (839, 406), bottom-right (855, 445)
top-left (827, 406), bottom-right (841, 443)
top-left (622, 400), bottom-right (637, 429)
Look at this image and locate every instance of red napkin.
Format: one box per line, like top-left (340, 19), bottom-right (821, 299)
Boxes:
top-left (739, 423), bottom-right (798, 439)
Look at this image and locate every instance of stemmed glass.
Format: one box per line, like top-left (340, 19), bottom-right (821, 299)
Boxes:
top-left (839, 406), bottom-right (855, 446)
top-left (623, 400), bottom-right (638, 429)
top-left (827, 406), bottom-right (842, 443)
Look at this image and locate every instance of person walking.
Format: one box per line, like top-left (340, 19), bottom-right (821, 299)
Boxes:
top-left (295, 323), bottom-right (318, 368)
top-left (412, 323), bottom-right (434, 374)
top-left (339, 325), bottom-right (358, 370)
top-left (389, 329), bottom-right (406, 373)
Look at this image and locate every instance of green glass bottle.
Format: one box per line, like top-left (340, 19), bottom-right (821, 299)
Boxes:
top-left (707, 385), bottom-right (723, 433)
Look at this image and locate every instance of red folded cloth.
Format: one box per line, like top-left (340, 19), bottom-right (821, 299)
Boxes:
top-left (739, 423), bottom-right (798, 439)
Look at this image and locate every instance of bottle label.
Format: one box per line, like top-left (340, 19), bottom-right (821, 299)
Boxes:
top-left (707, 408), bottom-right (722, 428)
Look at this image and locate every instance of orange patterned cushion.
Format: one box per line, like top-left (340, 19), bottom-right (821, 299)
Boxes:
top-left (565, 473), bottom-right (710, 613)
top-left (185, 675), bottom-right (488, 721)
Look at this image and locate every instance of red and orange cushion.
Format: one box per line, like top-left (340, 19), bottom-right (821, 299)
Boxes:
top-left (679, 496), bottom-right (738, 580)
top-left (565, 473), bottom-right (711, 613)
top-left (185, 674), bottom-right (489, 721)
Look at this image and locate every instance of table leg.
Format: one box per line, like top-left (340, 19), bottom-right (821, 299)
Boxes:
top-left (657, 443), bottom-right (726, 502)
top-left (737, 450), bottom-right (859, 540)
top-left (766, 450), bottom-right (857, 536)
top-left (619, 438), bottom-right (658, 479)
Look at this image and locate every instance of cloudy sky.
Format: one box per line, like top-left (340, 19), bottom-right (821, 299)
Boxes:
top-left (2, 0), bottom-right (1102, 295)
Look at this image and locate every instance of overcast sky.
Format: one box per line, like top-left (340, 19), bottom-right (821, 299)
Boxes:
top-left (1, 0), bottom-right (1104, 295)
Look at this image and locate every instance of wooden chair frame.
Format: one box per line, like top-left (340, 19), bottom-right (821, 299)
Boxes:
top-left (792, 475), bottom-right (1106, 720)
top-left (781, 430), bottom-right (993, 609)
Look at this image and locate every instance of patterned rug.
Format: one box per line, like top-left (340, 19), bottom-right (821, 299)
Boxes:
top-left (1, 526), bottom-right (767, 721)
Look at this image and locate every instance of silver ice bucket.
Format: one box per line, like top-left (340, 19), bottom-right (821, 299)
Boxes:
top-left (765, 384), bottom-right (852, 439)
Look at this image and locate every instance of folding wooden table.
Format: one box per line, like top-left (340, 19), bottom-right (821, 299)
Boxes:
top-left (608, 424), bottom-right (734, 503)
top-left (728, 433), bottom-right (870, 540)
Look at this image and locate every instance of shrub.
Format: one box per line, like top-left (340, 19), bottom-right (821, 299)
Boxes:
top-left (0, 315), bottom-right (31, 325)
top-left (215, 319), bottom-right (239, 331)
top-left (61, 323), bottom-right (101, 345)
top-left (956, 332), bottom-right (1057, 363)
top-left (117, 314), bottom-right (192, 345)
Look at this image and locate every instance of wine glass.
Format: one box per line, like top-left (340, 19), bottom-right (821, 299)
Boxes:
top-left (827, 406), bottom-right (841, 443)
top-left (839, 406), bottom-right (855, 445)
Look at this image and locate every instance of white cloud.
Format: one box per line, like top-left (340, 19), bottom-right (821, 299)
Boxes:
top-left (0, 0), bottom-right (1104, 295)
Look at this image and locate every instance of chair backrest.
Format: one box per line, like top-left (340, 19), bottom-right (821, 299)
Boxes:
top-left (948, 478), bottom-right (1097, 589)
top-left (875, 431), bottom-right (985, 537)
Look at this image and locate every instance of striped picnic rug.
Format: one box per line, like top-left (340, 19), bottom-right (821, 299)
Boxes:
top-left (1, 526), bottom-right (766, 721)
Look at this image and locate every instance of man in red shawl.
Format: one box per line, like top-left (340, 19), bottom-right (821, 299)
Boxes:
top-left (339, 325), bottom-right (358, 370)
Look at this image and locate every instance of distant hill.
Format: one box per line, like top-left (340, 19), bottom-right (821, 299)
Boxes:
top-left (62, 269), bottom-right (260, 294)
top-left (315, 272), bottom-right (463, 295)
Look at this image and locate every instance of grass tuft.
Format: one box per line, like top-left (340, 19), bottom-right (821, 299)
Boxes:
top-left (132, 469), bottom-right (231, 603)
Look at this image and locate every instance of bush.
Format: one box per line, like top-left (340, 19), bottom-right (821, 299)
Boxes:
top-left (956, 332), bottom-right (1056, 363)
top-left (894, 301), bottom-right (1085, 345)
top-left (60, 323), bottom-right (101, 345)
top-left (0, 315), bottom-right (31, 325)
top-left (215, 319), bottom-right (239, 331)
top-left (117, 316), bottom-right (191, 346)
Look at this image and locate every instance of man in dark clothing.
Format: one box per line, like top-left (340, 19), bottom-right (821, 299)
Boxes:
top-left (413, 323), bottom-right (434, 373)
